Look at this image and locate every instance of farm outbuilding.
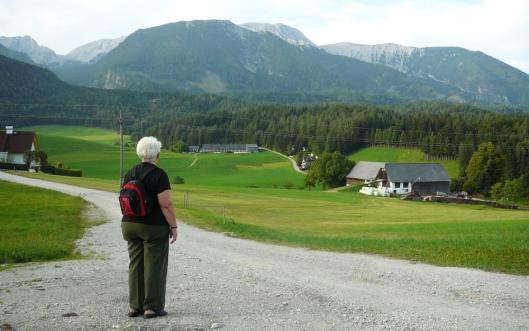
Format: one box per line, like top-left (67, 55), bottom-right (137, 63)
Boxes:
top-left (200, 144), bottom-right (258, 153)
top-left (346, 161), bottom-right (385, 185)
top-left (376, 163), bottom-right (450, 196)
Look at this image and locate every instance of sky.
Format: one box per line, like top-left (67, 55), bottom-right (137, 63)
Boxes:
top-left (0, 0), bottom-right (528, 73)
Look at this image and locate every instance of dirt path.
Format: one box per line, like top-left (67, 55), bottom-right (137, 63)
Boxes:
top-left (187, 156), bottom-right (198, 168)
top-left (260, 147), bottom-right (306, 174)
top-left (1, 171), bottom-right (529, 330)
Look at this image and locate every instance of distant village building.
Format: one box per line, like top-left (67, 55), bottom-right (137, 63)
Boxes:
top-left (0, 126), bottom-right (38, 167)
top-left (300, 153), bottom-right (317, 170)
top-left (346, 161), bottom-right (385, 185)
top-left (376, 163), bottom-right (450, 196)
top-left (188, 145), bottom-right (200, 153)
top-left (200, 144), bottom-right (259, 153)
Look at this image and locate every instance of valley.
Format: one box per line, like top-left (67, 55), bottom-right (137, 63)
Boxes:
top-left (9, 125), bottom-right (529, 275)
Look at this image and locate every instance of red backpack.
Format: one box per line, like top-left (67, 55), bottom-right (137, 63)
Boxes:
top-left (119, 165), bottom-right (156, 218)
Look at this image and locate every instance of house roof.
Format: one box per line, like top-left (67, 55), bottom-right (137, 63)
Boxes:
top-left (385, 163), bottom-right (450, 183)
top-left (202, 144), bottom-right (257, 150)
top-left (0, 131), bottom-right (36, 153)
top-left (347, 161), bottom-right (385, 180)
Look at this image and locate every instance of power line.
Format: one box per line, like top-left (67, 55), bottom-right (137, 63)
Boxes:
top-left (0, 113), bottom-right (135, 123)
top-left (2, 110), bottom-right (529, 151)
top-left (3, 101), bottom-right (529, 138)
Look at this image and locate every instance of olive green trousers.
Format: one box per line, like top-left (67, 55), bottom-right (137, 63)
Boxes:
top-left (121, 222), bottom-right (169, 311)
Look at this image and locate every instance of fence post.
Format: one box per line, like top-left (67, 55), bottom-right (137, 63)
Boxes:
top-left (223, 206), bottom-right (226, 224)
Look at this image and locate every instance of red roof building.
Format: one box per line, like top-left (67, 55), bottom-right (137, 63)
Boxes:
top-left (0, 126), bottom-right (38, 165)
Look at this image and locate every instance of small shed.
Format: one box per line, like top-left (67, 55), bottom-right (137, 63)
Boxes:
top-left (376, 163), bottom-right (450, 195)
top-left (346, 161), bottom-right (385, 186)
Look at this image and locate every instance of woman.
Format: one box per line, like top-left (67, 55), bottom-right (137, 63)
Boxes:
top-left (121, 136), bottom-right (178, 319)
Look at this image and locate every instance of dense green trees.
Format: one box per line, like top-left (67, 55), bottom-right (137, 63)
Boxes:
top-left (149, 102), bottom-right (529, 198)
top-left (304, 152), bottom-right (354, 189)
top-left (463, 143), bottom-right (505, 193)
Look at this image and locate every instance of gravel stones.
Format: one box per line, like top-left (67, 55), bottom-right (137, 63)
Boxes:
top-left (1, 171), bottom-right (529, 330)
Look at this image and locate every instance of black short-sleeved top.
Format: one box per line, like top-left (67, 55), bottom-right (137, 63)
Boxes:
top-left (121, 162), bottom-right (171, 226)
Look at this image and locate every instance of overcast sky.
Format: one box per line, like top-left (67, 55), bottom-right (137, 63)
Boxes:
top-left (1, 0), bottom-right (528, 73)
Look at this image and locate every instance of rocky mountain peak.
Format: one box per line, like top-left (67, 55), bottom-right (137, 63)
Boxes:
top-left (240, 22), bottom-right (315, 47)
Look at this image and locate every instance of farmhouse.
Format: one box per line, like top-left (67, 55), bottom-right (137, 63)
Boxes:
top-left (200, 144), bottom-right (259, 153)
top-left (376, 163), bottom-right (450, 195)
top-left (0, 126), bottom-right (38, 168)
top-left (346, 161), bottom-right (385, 185)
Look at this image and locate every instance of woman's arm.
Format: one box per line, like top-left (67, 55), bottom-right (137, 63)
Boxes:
top-left (158, 189), bottom-right (178, 244)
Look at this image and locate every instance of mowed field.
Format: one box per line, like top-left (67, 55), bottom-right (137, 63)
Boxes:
top-left (348, 146), bottom-right (459, 178)
top-left (23, 125), bottom-right (305, 188)
top-left (12, 125), bottom-right (529, 274)
top-left (0, 180), bottom-right (91, 265)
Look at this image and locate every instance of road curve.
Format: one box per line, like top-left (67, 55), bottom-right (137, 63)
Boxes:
top-left (1, 171), bottom-right (528, 330)
top-left (260, 147), bottom-right (306, 174)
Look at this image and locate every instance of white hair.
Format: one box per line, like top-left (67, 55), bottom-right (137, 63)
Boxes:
top-left (136, 136), bottom-right (162, 162)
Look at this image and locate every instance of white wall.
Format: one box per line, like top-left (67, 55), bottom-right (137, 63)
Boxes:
top-left (7, 153), bottom-right (25, 165)
top-left (387, 181), bottom-right (411, 195)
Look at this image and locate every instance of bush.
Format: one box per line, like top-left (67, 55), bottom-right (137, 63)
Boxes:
top-left (55, 168), bottom-right (82, 177)
top-left (40, 165), bottom-right (82, 177)
top-left (172, 176), bottom-right (185, 184)
top-left (283, 182), bottom-right (294, 189)
top-left (170, 141), bottom-right (188, 153)
top-left (450, 177), bottom-right (465, 192)
top-left (56, 161), bottom-right (64, 169)
top-left (0, 162), bottom-right (28, 171)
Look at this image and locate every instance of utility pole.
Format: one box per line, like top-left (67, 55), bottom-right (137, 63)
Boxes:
top-left (119, 108), bottom-right (124, 187)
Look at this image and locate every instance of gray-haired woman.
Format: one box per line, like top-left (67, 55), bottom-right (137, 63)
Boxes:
top-left (121, 136), bottom-right (178, 319)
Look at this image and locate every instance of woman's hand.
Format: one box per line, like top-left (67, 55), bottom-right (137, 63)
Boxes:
top-left (169, 227), bottom-right (177, 244)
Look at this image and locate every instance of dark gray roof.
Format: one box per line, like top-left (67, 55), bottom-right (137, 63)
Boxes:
top-left (385, 163), bottom-right (450, 183)
top-left (347, 161), bottom-right (385, 180)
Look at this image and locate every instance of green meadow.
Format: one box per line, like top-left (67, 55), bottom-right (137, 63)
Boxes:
top-left (24, 125), bottom-right (305, 188)
top-left (0, 180), bottom-right (98, 265)
top-left (348, 146), bottom-right (459, 178)
top-left (9, 125), bottom-right (529, 274)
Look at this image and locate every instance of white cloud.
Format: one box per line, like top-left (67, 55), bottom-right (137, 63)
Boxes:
top-left (0, 0), bottom-right (527, 72)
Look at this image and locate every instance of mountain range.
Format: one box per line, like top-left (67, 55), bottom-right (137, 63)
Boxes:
top-left (1, 20), bottom-right (529, 107)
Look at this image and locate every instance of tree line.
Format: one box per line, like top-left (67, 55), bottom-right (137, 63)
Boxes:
top-left (148, 102), bottom-right (529, 200)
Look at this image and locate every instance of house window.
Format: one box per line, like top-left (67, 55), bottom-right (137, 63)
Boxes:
top-left (395, 182), bottom-right (400, 188)
top-left (0, 152), bottom-right (7, 162)
top-left (403, 182), bottom-right (409, 188)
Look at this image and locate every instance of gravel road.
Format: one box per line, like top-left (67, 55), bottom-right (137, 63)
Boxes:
top-left (259, 148), bottom-right (306, 174)
top-left (1, 171), bottom-right (529, 331)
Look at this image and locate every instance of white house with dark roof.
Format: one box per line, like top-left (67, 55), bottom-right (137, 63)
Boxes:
top-left (376, 163), bottom-right (450, 195)
top-left (346, 161), bottom-right (385, 185)
top-left (0, 126), bottom-right (38, 166)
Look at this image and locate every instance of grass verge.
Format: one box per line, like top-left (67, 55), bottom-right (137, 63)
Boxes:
top-left (0, 179), bottom-right (104, 265)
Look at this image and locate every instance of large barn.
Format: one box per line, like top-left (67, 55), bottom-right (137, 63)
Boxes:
top-left (376, 163), bottom-right (450, 195)
top-left (200, 144), bottom-right (258, 153)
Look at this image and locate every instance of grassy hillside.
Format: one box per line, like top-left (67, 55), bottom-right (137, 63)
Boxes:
top-left (0, 180), bottom-right (92, 264)
top-left (11, 170), bottom-right (529, 275)
top-left (11, 125), bottom-right (529, 274)
top-left (24, 125), bottom-right (305, 188)
top-left (175, 185), bottom-right (529, 274)
top-left (348, 146), bottom-right (459, 178)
